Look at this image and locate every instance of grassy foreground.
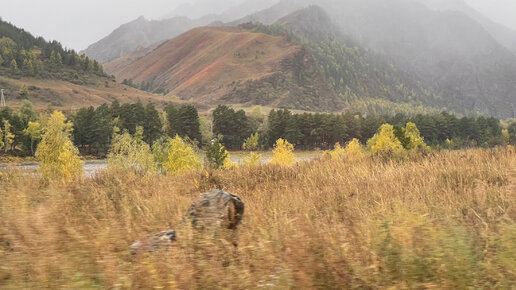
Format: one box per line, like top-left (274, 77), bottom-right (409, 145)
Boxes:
top-left (1, 148), bottom-right (515, 289)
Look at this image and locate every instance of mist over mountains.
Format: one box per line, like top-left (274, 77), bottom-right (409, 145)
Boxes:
top-left (2, 0), bottom-right (514, 117)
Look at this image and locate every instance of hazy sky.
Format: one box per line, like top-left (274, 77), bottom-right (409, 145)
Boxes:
top-left (466, 0), bottom-right (516, 30)
top-left (0, 0), bottom-right (515, 51)
top-left (0, 0), bottom-right (193, 50)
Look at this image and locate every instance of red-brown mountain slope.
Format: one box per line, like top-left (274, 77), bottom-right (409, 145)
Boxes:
top-left (104, 26), bottom-right (338, 111)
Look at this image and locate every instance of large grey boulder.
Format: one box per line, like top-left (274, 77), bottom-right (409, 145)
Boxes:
top-left (130, 190), bottom-right (244, 252)
top-left (186, 190), bottom-right (245, 230)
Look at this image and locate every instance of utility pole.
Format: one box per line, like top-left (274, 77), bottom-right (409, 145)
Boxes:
top-left (0, 89), bottom-right (5, 107)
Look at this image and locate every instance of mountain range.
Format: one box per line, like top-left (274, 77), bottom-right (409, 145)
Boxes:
top-left (104, 25), bottom-right (336, 111)
top-left (2, 0), bottom-right (516, 117)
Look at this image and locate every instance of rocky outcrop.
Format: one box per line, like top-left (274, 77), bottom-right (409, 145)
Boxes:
top-left (131, 190), bottom-right (244, 252)
top-left (186, 190), bottom-right (245, 230)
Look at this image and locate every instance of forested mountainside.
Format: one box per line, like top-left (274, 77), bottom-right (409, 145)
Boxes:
top-left (81, 0), bottom-right (279, 63)
top-left (60, 0), bottom-right (516, 117)
top-left (272, 6), bottom-right (441, 114)
top-left (230, 0), bottom-right (516, 118)
top-left (105, 6), bottom-right (445, 114)
top-left (104, 26), bottom-right (337, 111)
top-left (0, 18), bottom-right (171, 110)
top-left (0, 18), bottom-right (106, 84)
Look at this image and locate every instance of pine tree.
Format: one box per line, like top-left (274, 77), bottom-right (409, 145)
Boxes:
top-left (73, 106), bottom-right (96, 152)
top-left (18, 100), bottom-right (37, 125)
top-left (164, 104), bottom-right (179, 137)
top-left (92, 104), bottom-right (113, 156)
top-left (56, 52), bottom-right (62, 67)
top-left (23, 59), bottom-right (34, 74)
top-left (213, 105), bottom-right (251, 149)
top-left (178, 105), bottom-right (202, 143)
top-left (143, 103), bottom-right (162, 145)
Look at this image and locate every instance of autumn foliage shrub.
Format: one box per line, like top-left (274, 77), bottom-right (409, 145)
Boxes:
top-left (107, 126), bottom-right (156, 174)
top-left (242, 132), bottom-right (262, 167)
top-left (35, 111), bottom-right (83, 181)
top-left (161, 135), bottom-right (202, 174)
top-left (367, 124), bottom-right (405, 158)
top-left (269, 138), bottom-right (295, 166)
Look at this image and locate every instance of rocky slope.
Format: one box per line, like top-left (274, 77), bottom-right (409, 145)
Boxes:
top-left (104, 26), bottom-right (336, 111)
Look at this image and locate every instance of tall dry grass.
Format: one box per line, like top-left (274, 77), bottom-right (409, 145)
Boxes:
top-left (0, 147), bottom-right (515, 289)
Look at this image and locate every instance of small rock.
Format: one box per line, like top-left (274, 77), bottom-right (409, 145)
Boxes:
top-left (130, 230), bottom-right (176, 252)
top-left (186, 190), bottom-right (245, 230)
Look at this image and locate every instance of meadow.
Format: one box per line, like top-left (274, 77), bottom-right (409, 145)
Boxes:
top-left (0, 146), bottom-right (515, 289)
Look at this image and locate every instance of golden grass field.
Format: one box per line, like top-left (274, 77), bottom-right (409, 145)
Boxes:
top-left (1, 147), bottom-right (515, 289)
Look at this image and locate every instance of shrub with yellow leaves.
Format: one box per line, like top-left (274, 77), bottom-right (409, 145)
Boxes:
top-left (269, 138), bottom-right (295, 166)
top-left (35, 111), bottom-right (83, 181)
top-left (242, 132), bottom-right (262, 167)
top-left (404, 122), bottom-right (430, 153)
top-left (108, 126), bottom-right (156, 174)
top-left (326, 143), bottom-right (346, 159)
top-left (367, 124), bottom-right (404, 158)
top-left (24, 121), bottom-right (42, 156)
top-left (344, 138), bottom-right (366, 162)
top-left (2, 120), bottom-right (14, 153)
top-left (162, 135), bottom-right (202, 174)
top-left (242, 152), bottom-right (262, 167)
top-left (501, 129), bottom-right (510, 145)
top-left (242, 132), bottom-right (259, 151)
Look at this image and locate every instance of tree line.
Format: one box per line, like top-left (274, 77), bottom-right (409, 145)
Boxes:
top-left (0, 18), bottom-right (105, 79)
top-left (264, 110), bottom-right (511, 150)
top-left (0, 102), bottom-right (515, 159)
top-left (122, 79), bottom-right (170, 95)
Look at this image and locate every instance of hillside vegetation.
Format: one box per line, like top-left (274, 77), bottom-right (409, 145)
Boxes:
top-left (104, 26), bottom-right (337, 111)
top-left (0, 19), bottom-right (170, 110)
top-left (229, 0), bottom-right (516, 118)
top-left (259, 6), bottom-right (444, 114)
top-left (0, 76), bottom-right (173, 111)
top-left (0, 147), bottom-right (515, 288)
top-left (0, 18), bottom-right (105, 83)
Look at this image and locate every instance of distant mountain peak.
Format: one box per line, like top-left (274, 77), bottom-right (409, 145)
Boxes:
top-left (104, 26), bottom-right (337, 111)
